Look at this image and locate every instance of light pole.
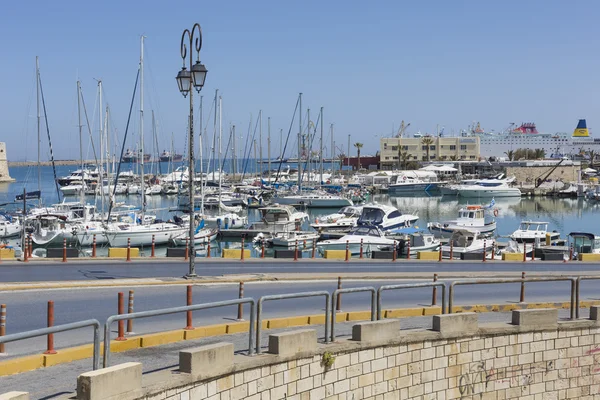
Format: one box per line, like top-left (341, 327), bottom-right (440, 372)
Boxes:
top-left (176, 23), bottom-right (208, 278)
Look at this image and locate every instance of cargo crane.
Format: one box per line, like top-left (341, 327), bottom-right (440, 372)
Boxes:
top-left (396, 120), bottom-right (411, 138)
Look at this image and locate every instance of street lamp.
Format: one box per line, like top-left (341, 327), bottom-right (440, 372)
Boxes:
top-left (177, 23), bottom-right (208, 278)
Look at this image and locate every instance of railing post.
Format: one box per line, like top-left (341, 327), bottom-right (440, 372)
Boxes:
top-left (126, 238), bottom-right (131, 262)
top-left (432, 274), bottom-right (438, 306)
top-left (483, 240), bottom-right (487, 262)
top-left (359, 238), bottom-right (364, 259)
top-left (392, 240), bottom-right (397, 262)
top-left (151, 234), bottom-right (155, 258)
top-left (520, 272), bottom-right (526, 303)
top-left (28, 233), bottom-right (33, 258)
top-left (207, 241), bottom-right (211, 258)
top-left (336, 277), bottom-right (342, 312)
top-left (0, 304), bottom-right (5, 353)
top-left (449, 240), bottom-right (453, 260)
top-left (294, 239), bottom-right (298, 261)
top-left (345, 240), bottom-right (349, 262)
top-left (261, 240), bottom-right (265, 258)
top-left (237, 282), bottom-right (244, 321)
top-left (405, 241), bottom-right (410, 260)
top-left (491, 241), bottom-right (495, 260)
top-left (44, 301), bottom-right (57, 354)
top-left (185, 285), bottom-right (194, 330)
top-left (241, 237), bottom-right (245, 261)
top-left (115, 293), bottom-right (126, 341)
top-left (523, 243), bottom-right (527, 262)
top-left (311, 240), bottom-right (316, 259)
top-left (126, 290), bottom-right (134, 334)
top-left (23, 237), bottom-right (29, 262)
top-left (185, 237), bottom-right (189, 261)
top-left (92, 234), bottom-right (97, 258)
top-left (62, 237), bottom-right (67, 263)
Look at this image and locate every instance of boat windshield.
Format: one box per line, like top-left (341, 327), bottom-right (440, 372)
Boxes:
top-left (357, 208), bottom-right (384, 225)
top-left (519, 222), bottom-right (547, 231)
top-left (349, 226), bottom-right (381, 237)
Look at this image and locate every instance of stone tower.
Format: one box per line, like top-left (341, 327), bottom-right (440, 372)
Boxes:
top-left (0, 143), bottom-right (15, 182)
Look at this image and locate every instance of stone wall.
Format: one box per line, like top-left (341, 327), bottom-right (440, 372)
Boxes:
top-left (505, 165), bottom-right (578, 185)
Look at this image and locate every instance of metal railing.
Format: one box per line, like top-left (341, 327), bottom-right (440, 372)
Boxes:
top-left (0, 319), bottom-right (101, 370)
top-left (575, 276), bottom-right (600, 318)
top-left (256, 291), bottom-right (330, 354)
top-left (330, 287), bottom-right (376, 342)
top-left (377, 282), bottom-right (447, 320)
top-left (103, 298), bottom-right (255, 367)
top-left (448, 277), bottom-right (577, 319)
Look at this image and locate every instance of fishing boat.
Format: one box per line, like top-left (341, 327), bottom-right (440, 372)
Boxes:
top-left (441, 229), bottom-right (494, 259)
top-left (316, 225), bottom-right (397, 255)
top-left (427, 204), bottom-right (496, 238)
top-left (356, 203), bottom-right (418, 231)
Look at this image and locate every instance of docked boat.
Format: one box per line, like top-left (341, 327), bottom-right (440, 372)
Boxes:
top-left (270, 231), bottom-right (321, 248)
top-left (427, 204), bottom-right (496, 238)
top-left (356, 203), bottom-right (418, 231)
top-left (272, 191), bottom-right (353, 208)
top-left (170, 226), bottom-right (219, 246)
top-left (385, 227), bottom-right (440, 256)
top-left (457, 182), bottom-right (521, 198)
top-left (0, 215), bottom-right (21, 239)
top-left (316, 225), bottom-right (397, 255)
top-left (510, 221), bottom-right (560, 244)
top-left (388, 171), bottom-right (440, 194)
top-left (569, 232), bottom-right (600, 256)
top-left (104, 220), bottom-right (187, 247)
top-left (441, 229), bottom-right (494, 259)
top-left (203, 213), bottom-right (248, 229)
top-left (249, 204), bottom-right (309, 232)
top-left (310, 205), bottom-right (363, 232)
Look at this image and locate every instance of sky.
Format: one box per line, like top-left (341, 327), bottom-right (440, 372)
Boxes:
top-left (2, 1), bottom-right (600, 161)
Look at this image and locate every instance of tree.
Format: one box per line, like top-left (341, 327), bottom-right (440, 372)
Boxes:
top-left (421, 136), bottom-right (435, 161)
top-left (534, 148), bottom-right (546, 159)
top-left (504, 150), bottom-right (515, 161)
top-left (400, 151), bottom-right (410, 170)
top-left (354, 142), bottom-right (363, 170)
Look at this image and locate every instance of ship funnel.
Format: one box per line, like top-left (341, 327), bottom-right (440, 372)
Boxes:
top-left (573, 119), bottom-right (590, 137)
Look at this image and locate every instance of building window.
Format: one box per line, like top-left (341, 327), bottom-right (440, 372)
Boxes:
top-left (460, 145), bottom-right (467, 150)
top-left (430, 146), bottom-right (436, 151)
top-left (470, 155), bottom-right (476, 159)
top-left (402, 146), bottom-right (408, 151)
top-left (385, 157), bottom-right (389, 160)
top-left (391, 146), bottom-right (398, 151)
top-left (450, 145), bottom-right (456, 150)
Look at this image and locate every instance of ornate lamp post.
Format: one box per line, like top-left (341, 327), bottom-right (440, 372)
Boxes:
top-left (176, 23), bottom-right (208, 278)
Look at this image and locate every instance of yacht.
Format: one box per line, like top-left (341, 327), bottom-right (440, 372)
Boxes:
top-left (427, 204), bottom-right (496, 238)
top-left (310, 205), bottom-right (363, 232)
top-left (457, 183), bottom-right (521, 198)
top-left (272, 191), bottom-right (353, 208)
top-left (356, 203), bottom-right (418, 231)
top-left (316, 225), bottom-right (397, 255)
top-left (385, 227), bottom-right (441, 257)
top-left (388, 174), bottom-right (441, 194)
top-left (0, 215), bottom-right (21, 239)
top-left (270, 231), bottom-right (321, 248)
top-left (441, 229), bottom-right (494, 259)
top-left (510, 221), bottom-right (560, 244)
top-left (250, 204), bottom-right (309, 232)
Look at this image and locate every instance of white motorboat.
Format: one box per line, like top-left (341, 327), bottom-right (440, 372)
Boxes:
top-left (145, 184), bottom-right (162, 195)
top-left (316, 225), bottom-right (397, 255)
top-left (250, 204), bottom-right (309, 232)
top-left (60, 182), bottom-right (87, 196)
top-left (270, 231), bottom-right (320, 248)
top-left (170, 227), bottom-right (219, 246)
top-left (310, 205), bottom-right (363, 232)
top-left (105, 221), bottom-right (187, 247)
top-left (427, 204), bottom-right (496, 238)
top-left (457, 183), bottom-right (521, 198)
top-left (441, 229), bottom-right (494, 259)
top-left (569, 232), bottom-right (600, 256)
top-left (388, 172), bottom-right (441, 194)
top-left (385, 227), bottom-right (441, 256)
top-left (272, 192), bottom-right (353, 208)
top-left (203, 213), bottom-right (247, 229)
top-left (510, 221), bottom-right (559, 244)
top-left (356, 203), bottom-right (418, 231)
top-left (0, 215), bottom-right (21, 238)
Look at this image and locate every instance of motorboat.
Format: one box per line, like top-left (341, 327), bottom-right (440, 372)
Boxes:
top-left (454, 175), bottom-right (520, 198)
top-left (250, 204), bottom-right (309, 232)
top-left (0, 215), bottom-right (21, 238)
top-left (310, 205), bottom-right (363, 232)
top-left (104, 220), bottom-right (187, 247)
top-left (385, 227), bottom-right (441, 257)
top-left (441, 229), bottom-right (494, 259)
top-left (388, 172), bottom-right (441, 194)
top-left (145, 184), bottom-right (162, 196)
top-left (427, 204), bottom-right (496, 238)
top-left (60, 182), bottom-right (87, 196)
top-left (356, 203), bottom-right (418, 231)
top-left (510, 221), bottom-right (560, 244)
top-left (203, 213), bottom-right (248, 229)
top-left (569, 232), bottom-right (600, 256)
top-left (272, 191), bottom-right (353, 208)
top-left (170, 226), bottom-right (219, 246)
top-left (270, 231), bottom-right (321, 248)
top-left (316, 225), bottom-right (397, 255)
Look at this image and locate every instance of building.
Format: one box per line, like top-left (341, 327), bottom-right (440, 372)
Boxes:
top-left (379, 136), bottom-right (480, 170)
top-left (0, 143), bottom-right (14, 182)
top-left (341, 155), bottom-right (380, 170)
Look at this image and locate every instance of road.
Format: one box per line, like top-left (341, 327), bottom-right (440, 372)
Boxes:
top-left (0, 259), bottom-right (598, 282)
top-left (0, 278), bottom-right (595, 358)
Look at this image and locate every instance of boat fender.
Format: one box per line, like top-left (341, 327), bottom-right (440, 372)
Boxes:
top-left (403, 176), bottom-right (407, 181)
top-left (493, 209), bottom-right (499, 217)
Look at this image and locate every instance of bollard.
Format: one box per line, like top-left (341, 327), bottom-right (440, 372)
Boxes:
top-left (438, 246), bottom-right (443, 262)
top-left (237, 282), bottom-right (244, 320)
top-left (303, 239), bottom-right (307, 250)
top-left (126, 290), bottom-right (134, 334)
top-left (405, 241), bottom-right (410, 260)
top-left (359, 238), bottom-right (364, 259)
top-left (523, 243), bottom-right (527, 262)
top-left (62, 237), bottom-right (67, 263)
top-left (294, 240), bottom-right (298, 261)
top-left (207, 241), bottom-right (211, 258)
top-left (449, 241), bottom-right (453, 260)
top-left (92, 234), bottom-right (97, 258)
top-left (126, 238), bottom-right (131, 262)
top-left (336, 277), bottom-right (342, 312)
top-left (520, 272), bottom-right (526, 302)
top-left (569, 246), bottom-right (573, 261)
top-left (28, 234), bottom-right (33, 258)
top-left (241, 237), bottom-right (245, 261)
top-left (261, 240), bottom-right (265, 258)
top-left (185, 285), bottom-right (194, 330)
top-left (531, 245), bottom-right (535, 261)
top-left (151, 234), bottom-right (155, 258)
top-left (392, 240), bottom-right (397, 261)
top-left (311, 240), bottom-right (316, 259)
top-left (23, 237), bottom-right (29, 262)
top-left (345, 240), bottom-right (349, 262)
top-left (185, 237), bottom-right (189, 261)
top-left (44, 301), bottom-right (57, 354)
top-left (483, 240), bottom-right (487, 262)
top-left (432, 274), bottom-right (438, 306)
top-left (115, 293), bottom-right (126, 341)
top-left (491, 241), bottom-right (495, 260)
top-left (0, 304), bottom-right (5, 353)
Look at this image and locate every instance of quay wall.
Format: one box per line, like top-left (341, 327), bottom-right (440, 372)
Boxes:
top-left (506, 165), bottom-right (579, 185)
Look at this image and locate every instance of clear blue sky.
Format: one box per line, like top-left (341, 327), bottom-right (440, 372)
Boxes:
top-left (2, 1), bottom-right (600, 161)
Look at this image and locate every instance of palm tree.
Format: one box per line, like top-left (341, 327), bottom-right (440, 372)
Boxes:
top-left (400, 151), bottom-right (410, 170)
top-left (504, 150), bottom-right (515, 161)
top-left (534, 148), bottom-right (546, 159)
top-left (421, 136), bottom-right (435, 161)
top-left (354, 142), bottom-right (363, 170)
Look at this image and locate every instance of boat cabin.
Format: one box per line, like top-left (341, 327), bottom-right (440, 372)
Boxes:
top-left (449, 230), bottom-right (478, 248)
top-left (347, 225), bottom-right (384, 238)
top-left (568, 232), bottom-right (600, 254)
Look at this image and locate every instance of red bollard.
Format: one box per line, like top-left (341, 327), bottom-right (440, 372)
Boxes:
top-left (237, 282), bottom-right (244, 320)
top-left (294, 240), bottom-right (298, 261)
top-left (336, 277), bottom-right (342, 312)
top-left (207, 242), bottom-right (211, 258)
top-left (62, 238), bottom-right (67, 263)
top-left (405, 241), bottom-right (410, 260)
top-left (523, 243), bottom-right (527, 262)
top-left (359, 238), bottom-right (364, 259)
top-left (345, 240), bottom-right (349, 262)
top-left (261, 240), bottom-right (265, 258)
top-left (569, 246), bottom-right (573, 261)
top-left (449, 241), bottom-right (454, 260)
top-left (241, 237), bottom-right (245, 261)
top-left (438, 246), bottom-right (443, 262)
top-left (92, 234), bottom-right (97, 258)
top-left (0, 304), bottom-right (6, 353)
top-left (520, 272), bottom-right (526, 302)
top-left (491, 242), bottom-right (495, 260)
top-left (23, 237), bottom-right (29, 262)
top-left (311, 240), bottom-right (316, 259)
top-left (432, 274), bottom-right (438, 306)
top-left (185, 285), bottom-right (194, 330)
top-left (483, 240), bottom-right (487, 262)
top-left (127, 290), bottom-right (134, 334)
top-left (185, 237), bottom-right (189, 261)
top-left (126, 238), bottom-right (131, 262)
top-left (28, 234), bottom-right (33, 258)
top-left (531, 245), bottom-right (535, 261)
top-left (115, 293), bottom-right (126, 341)
top-left (44, 301), bottom-right (57, 353)
top-left (392, 240), bottom-right (397, 261)
top-left (151, 234), bottom-right (155, 258)
top-left (303, 239), bottom-right (307, 250)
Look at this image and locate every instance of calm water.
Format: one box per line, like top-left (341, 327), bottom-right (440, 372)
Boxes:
top-left (3, 165), bottom-right (600, 256)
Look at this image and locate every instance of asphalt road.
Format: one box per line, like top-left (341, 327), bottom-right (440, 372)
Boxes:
top-left (0, 259), bottom-right (598, 282)
top-left (0, 279), bottom-right (595, 358)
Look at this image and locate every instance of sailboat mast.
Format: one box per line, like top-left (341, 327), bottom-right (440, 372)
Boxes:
top-left (212, 89), bottom-right (218, 182)
top-left (259, 110), bottom-right (262, 178)
top-left (140, 35), bottom-right (145, 220)
top-left (307, 108), bottom-right (310, 185)
top-left (232, 125), bottom-right (236, 177)
top-left (98, 80), bottom-right (104, 214)
top-left (319, 107), bottom-right (323, 185)
top-left (199, 96), bottom-right (205, 216)
top-left (218, 95), bottom-right (222, 205)
top-left (268, 117), bottom-right (271, 184)
top-left (298, 93), bottom-right (302, 190)
top-left (331, 124), bottom-right (335, 178)
top-left (36, 56), bottom-right (41, 205)
top-left (77, 81), bottom-right (84, 210)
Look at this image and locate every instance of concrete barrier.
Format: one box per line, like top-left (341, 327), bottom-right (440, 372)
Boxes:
top-left (0, 392), bottom-right (29, 400)
top-left (417, 251), bottom-right (438, 260)
top-left (324, 250), bottom-right (347, 260)
top-left (108, 248), bottom-right (140, 258)
top-left (0, 249), bottom-right (15, 259)
top-left (511, 308), bottom-right (558, 329)
top-left (541, 252), bottom-right (563, 261)
top-left (221, 249), bottom-right (251, 259)
top-left (502, 252), bottom-right (523, 261)
top-left (179, 342), bottom-right (233, 375)
top-left (352, 319), bottom-right (400, 342)
top-left (578, 253), bottom-right (600, 261)
top-left (46, 248), bottom-right (79, 258)
top-left (268, 329), bottom-right (317, 356)
top-left (591, 306), bottom-right (600, 321)
top-left (371, 250), bottom-right (394, 259)
top-left (461, 252), bottom-right (484, 260)
top-left (433, 313), bottom-right (478, 335)
top-left (166, 248), bottom-right (186, 258)
top-left (77, 362), bottom-right (142, 400)
top-left (274, 249), bottom-right (302, 259)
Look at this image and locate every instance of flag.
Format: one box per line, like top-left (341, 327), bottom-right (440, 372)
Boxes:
top-left (488, 198), bottom-right (496, 208)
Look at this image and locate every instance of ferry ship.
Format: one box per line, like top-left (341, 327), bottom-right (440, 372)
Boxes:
top-left (473, 120), bottom-right (600, 158)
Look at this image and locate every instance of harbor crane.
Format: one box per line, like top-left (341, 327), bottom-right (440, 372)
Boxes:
top-left (396, 120), bottom-right (411, 138)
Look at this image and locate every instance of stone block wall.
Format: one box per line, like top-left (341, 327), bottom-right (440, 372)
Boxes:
top-left (505, 166), bottom-right (578, 185)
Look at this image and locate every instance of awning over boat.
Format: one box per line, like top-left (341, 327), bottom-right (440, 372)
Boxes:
top-left (568, 232), bottom-right (596, 240)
